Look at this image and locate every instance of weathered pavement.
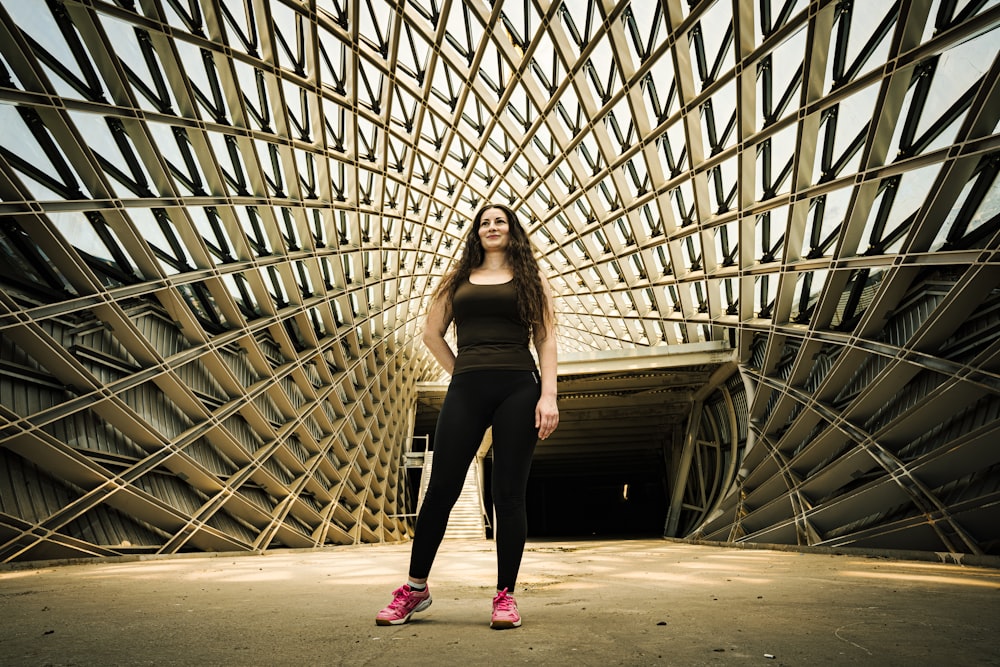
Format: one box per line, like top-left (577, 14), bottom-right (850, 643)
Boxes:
top-left (1, 539), bottom-right (998, 666)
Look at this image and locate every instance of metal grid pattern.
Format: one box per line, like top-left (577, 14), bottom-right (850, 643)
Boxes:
top-left (0, 0), bottom-right (998, 561)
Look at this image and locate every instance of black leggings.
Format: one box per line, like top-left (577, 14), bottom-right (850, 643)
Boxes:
top-left (409, 370), bottom-right (540, 592)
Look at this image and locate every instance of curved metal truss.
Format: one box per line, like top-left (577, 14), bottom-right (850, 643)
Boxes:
top-left (0, 0), bottom-right (998, 562)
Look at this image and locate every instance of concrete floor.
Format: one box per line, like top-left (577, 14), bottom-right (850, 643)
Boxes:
top-left (0, 539), bottom-right (997, 667)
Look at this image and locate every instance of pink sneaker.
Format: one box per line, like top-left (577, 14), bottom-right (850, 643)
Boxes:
top-left (375, 584), bottom-right (432, 626)
top-left (491, 588), bottom-right (521, 629)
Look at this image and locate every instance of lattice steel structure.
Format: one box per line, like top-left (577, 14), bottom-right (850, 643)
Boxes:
top-left (1, 0), bottom-right (998, 563)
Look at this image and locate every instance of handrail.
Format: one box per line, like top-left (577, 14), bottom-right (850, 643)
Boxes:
top-left (474, 457), bottom-right (492, 531)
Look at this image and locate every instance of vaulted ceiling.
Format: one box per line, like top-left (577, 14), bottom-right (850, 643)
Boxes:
top-left (1, 0), bottom-right (999, 562)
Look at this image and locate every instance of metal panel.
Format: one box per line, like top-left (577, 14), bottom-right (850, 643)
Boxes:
top-left (0, 0), bottom-right (997, 563)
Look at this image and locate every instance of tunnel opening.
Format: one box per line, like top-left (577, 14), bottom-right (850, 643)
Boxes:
top-left (478, 456), bottom-right (670, 540)
top-left (523, 471), bottom-right (669, 539)
top-left (413, 344), bottom-right (739, 543)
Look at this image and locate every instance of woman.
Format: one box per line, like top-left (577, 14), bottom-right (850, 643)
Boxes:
top-left (376, 203), bottom-right (559, 629)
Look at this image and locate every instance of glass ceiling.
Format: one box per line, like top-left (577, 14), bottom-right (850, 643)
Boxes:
top-left (1, 0), bottom-right (997, 353)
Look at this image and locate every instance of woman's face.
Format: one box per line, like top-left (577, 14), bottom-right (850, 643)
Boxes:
top-left (477, 207), bottom-right (511, 253)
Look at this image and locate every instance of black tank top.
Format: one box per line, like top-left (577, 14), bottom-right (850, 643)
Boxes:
top-left (451, 279), bottom-right (536, 375)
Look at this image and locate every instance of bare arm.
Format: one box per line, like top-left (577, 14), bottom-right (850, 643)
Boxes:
top-left (421, 293), bottom-right (456, 375)
top-left (533, 272), bottom-right (559, 440)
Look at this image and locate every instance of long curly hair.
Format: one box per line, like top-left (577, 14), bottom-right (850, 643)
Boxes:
top-left (432, 203), bottom-right (550, 338)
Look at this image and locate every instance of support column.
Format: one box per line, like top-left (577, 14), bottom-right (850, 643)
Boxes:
top-left (664, 398), bottom-right (704, 537)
